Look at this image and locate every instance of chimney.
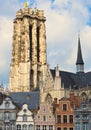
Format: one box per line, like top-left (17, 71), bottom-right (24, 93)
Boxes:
top-left (54, 98), bottom-right (57, 104)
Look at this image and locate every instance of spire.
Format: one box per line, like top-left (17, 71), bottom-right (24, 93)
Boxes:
top-left (76, 34), bottom-right (84, 73)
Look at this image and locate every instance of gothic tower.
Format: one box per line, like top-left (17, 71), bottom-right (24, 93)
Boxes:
top-left (9, 4), bottom-right (47, 92)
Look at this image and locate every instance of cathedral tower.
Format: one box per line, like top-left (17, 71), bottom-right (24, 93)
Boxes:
top-left (9, 4), bottom-right (47, 92)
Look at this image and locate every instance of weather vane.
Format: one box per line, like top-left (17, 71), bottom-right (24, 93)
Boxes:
top-left (24, 1), bottom-right (29, 8)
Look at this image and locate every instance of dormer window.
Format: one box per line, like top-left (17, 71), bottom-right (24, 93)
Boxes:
top-left (5, 101), bottom-right (9, 108)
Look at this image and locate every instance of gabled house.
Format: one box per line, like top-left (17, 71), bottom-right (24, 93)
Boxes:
top-left (34, 103), bottom-right (55, 130)
top-left (0, 96), bottom-right (17, 130)
top-left (16, 103), bottom-right (34, 130)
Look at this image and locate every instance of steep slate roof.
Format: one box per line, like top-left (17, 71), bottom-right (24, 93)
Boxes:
top-left (76, 36), bottom-right (84, 65)
top-left (10, 91), bottom-right (40, 110)
top-left (50, 69), bottom-right (91, 89)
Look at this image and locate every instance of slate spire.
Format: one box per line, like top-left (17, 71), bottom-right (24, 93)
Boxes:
top-left (76, 35), bottom-right (84, 73)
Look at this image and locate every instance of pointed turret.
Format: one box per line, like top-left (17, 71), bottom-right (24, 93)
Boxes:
top-left (76, 35), bottom-right (84, 73)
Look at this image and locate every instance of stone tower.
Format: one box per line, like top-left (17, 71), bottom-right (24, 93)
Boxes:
top-left (9, 5), bottom-right (47, 92)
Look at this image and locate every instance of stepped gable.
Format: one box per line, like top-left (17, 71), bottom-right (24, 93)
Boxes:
top-left (10, 91), bottom-right (40, 110)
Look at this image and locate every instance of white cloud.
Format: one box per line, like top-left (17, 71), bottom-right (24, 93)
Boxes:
top-left (0, 16), bottom-right (12, 70)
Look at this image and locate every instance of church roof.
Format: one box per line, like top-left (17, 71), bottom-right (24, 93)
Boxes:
top-left (50, 69), bottom-right (91, 89)
top-left (10, 91), bottom-right (40, 111)
top-left (76, 36), bottom-right (84, 65)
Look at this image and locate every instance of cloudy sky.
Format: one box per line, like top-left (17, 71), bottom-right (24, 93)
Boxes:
top-left (0, 0), bottom-right (91, 86)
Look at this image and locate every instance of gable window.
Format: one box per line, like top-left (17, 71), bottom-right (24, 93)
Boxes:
top-left (57, 115), bottom-right (61, 123)
top-left (43, 116), bottom-right (46, 121)
top-left (23, 115), bottom-right (27, 121)
top-left (69, 115), bottom-right (73, 123)
top-left (63, 104), bottom-right (67, 111)
top-left (63, 115), bottom-right (67, 123)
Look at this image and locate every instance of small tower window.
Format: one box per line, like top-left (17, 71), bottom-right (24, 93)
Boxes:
top-left (29, 25), bottom-right (32, 61)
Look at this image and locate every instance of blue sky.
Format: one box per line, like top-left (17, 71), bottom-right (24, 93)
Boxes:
top-left (0, 0), bottom-right (91, 87)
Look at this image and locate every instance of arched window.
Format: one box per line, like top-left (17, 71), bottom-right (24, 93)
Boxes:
top-left (57, 128), bottom-right (61, 130)
top-left (64, 128), bottom-right (67, 130)
top-left (17, 125), bottom-right (21, 130)
top-left (82, 115), bottom-right (88, 120)
top-left (22, 124), bottom-right (27, 130)
top-left (29, 124), bottom-right (33, 130)
top-left (75, 115), bottom-right (80, 120)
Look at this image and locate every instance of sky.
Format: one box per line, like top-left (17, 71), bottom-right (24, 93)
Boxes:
top-left (0, 0), bottom-right (91, 86)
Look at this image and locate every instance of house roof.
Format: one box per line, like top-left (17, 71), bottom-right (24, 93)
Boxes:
top-left (50, 69), bottom-right (91, 89)
top-left (10, 91), bottom-right (40, 111)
